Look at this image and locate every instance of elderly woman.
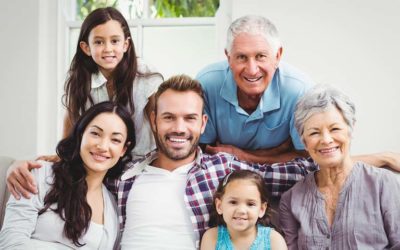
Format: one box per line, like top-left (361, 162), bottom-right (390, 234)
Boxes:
top-left (279, 85), bottom-right (400, 249)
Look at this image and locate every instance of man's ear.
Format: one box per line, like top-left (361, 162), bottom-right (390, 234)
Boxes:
top-left (150, 111), bottom-right (156, 133)
top-left (80, 41), bottom-right (91, 56)
top-left (274, 46), bottom-right (283, 67)
top-left (200, 114), bottom-right (208, 134)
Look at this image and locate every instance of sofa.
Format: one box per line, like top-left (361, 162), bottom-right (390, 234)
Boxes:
top-left (0, 156), bottom-right (14, 228)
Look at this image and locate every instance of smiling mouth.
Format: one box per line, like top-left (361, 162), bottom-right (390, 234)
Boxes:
top-left (243, 76), bottom-right (263, 82)
top-left (233, 217), bottom-right (247, 221)
top-left (90, 152), bottom-right (110, 161)
top-left (318, 146), bottom-right (339, 154)
top-left (102, 56), bottom-right (116, 61)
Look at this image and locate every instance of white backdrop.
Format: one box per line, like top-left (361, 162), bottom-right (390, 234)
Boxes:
top-left (1, 0), bottom-right (399, 159)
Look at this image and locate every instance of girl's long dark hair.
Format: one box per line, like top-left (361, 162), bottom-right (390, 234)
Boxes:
top-left (209, 170), bottom-right (273, 228)
top-left (39, 101), bottom-right (136, 247)
top-left (64, 7), bottom-right (137, 128)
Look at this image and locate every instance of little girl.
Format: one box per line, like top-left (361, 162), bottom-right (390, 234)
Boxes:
top-left (40, 7), bottom-right (163, 161)
top-left (201, 170), bottom-right (287, 250)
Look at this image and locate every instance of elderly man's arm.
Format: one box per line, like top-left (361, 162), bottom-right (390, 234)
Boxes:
top-left (205, 138), bottom-right (309, 164)
top-left (352, 152), bottom-right (400, 172)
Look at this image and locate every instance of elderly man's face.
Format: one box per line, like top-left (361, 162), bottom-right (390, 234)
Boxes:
top-left (226, 33), bottom-right (282, 99)
top-left (302, 106), bottom-right (352, 169)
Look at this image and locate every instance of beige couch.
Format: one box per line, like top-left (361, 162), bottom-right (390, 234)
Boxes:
top-left (0, 156), bottom-right (14, 228)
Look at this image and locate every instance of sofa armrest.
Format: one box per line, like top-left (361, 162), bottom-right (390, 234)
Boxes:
top-left (0, 156), bottom-right (14, 229)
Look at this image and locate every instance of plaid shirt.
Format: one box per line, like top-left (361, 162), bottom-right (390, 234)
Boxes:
top-left (106, 147), bottom-right (317, 247)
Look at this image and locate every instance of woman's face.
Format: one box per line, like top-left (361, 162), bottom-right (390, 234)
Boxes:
top-left (80, 112), bottom-right (128, 177)
top-left (302, 106), bottom-right (352, 168)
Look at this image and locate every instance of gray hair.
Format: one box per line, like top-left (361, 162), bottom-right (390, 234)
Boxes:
top-left (226, 15), bottom-right (281, 54)
top-left (294, 85), bottom-right (356, 139)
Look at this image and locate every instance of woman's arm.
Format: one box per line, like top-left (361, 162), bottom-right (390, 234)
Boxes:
top-left (0, 168), bottom-right (44, 248)
top-left (380, 171), bottom-right (400, 247)
top-left (279, 190), bottom-right (300, 250)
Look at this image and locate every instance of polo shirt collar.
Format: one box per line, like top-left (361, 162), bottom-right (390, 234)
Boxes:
top-left (91, 71), bottom-right (107, 89)
top-left (220, 67), bottom-right (281, 113)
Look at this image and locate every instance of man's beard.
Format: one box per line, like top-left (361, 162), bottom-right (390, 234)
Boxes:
top-left (154, 129), bottom-right (199, 161)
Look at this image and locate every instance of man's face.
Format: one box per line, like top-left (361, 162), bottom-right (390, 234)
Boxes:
top-left (226, 33), bottom-right (282, 99)
top-left (151, 90), bottom-right (207, 163)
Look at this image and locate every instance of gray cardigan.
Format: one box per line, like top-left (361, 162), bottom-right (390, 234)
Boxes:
top-left (0, 161), bottom-right (119, 249)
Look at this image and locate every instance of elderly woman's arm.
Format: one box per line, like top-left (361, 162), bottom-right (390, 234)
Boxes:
top-left (353, 152), bottom-right (400, 172)
top-left (380, 170), bottom-right (400, 248)
top-left (279, 189), bottom-right (299, 250)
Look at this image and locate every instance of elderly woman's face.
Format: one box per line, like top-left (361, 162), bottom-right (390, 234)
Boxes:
top-left (302, 106), bottom-right (351, 168)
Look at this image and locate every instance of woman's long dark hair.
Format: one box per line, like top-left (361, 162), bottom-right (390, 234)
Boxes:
top-left (39, 101), bottom-right (135, 247)
top-left (64, 7), bottom-right (137, 128)
top-left (208, 170), bottom-right (273, 228)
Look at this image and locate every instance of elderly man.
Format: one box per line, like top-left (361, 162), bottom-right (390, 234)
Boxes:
top-left (197, 15), bottom-right (313, 163)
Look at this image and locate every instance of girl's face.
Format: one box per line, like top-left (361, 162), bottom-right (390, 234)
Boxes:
top-left (80, 20), bottom-right (129, 78)
top-left (80, 112), bottom-right (128, 178)
top-left (215, 179), bottom-right (267, 234)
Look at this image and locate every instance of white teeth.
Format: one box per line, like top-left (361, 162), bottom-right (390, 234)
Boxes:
top-left (244, 76), bottom-right (262, 82)
top-left (319, 147), bottom-right (338, 153)
top-left (169, 138), bottom-right (186, 143)
top-left (91, 153), bottom-right (108, 161)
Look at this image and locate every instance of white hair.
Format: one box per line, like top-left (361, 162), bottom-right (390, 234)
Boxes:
top-left (225, 15), bottom-right (281, 54)
top-left (294, 84), bottom-right (356, 139)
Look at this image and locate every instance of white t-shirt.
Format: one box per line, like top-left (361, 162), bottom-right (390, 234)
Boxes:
top-left (89, 59), bottom-right (163, 159)
top-left (121, 161), bottom-right (197, 249)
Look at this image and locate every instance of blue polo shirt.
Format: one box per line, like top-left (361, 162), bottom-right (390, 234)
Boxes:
top-left (196, 60), bottom-right (313, 150)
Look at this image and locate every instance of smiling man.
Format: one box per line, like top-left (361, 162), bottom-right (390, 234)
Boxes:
top-left (197, 15), bottom-right (314, 164)
top-left (6, 75), bottom-right (400, 249)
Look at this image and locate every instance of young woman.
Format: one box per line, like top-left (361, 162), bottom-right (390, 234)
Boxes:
top-left (0, 101), bottom-right (136, 249)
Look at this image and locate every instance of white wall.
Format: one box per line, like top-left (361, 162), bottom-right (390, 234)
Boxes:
top-left (219, 0), bottom-right (400, 154)
top-left (0, 1), bottom-right (39, 159)
top-left (1, 0), bottom-right (398, 159)
top-left (0, 0), bottom-right (58, 159)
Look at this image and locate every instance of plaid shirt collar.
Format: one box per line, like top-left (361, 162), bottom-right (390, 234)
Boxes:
top-left (121, 147), bottom-right (206, 180)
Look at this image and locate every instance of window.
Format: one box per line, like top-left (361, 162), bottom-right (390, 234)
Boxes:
top-left (74, 0), bottom-right (219, 20)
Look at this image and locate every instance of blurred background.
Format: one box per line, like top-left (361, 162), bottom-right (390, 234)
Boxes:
top-left (1, 0), bottom-right (399, 159)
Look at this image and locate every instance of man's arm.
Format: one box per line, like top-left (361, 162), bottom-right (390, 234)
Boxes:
top-left (6, 160), bottom-right (41, 199)
top-left (231, 156), bottom-right (317, 197)
top-left (205, 138), bottom-right (309, 164)
top-left (352, 152), bottom-right (400, 171)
